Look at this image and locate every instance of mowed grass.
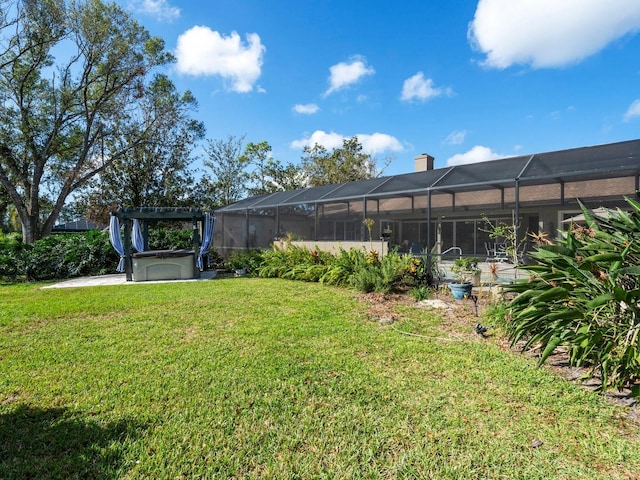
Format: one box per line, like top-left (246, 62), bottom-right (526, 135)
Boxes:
top-left (1, 278), bottom-right (639, 479)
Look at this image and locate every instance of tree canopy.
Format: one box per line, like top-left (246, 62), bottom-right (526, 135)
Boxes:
top-left (0, 0), bottom-right (388, 235)
top-left (300, 136), bottom-right (379, 187)
top-left (199, 137), bottom-right (305, 209)
top-left (240, 141), bottom-right (305, 196)
top-left (198, 136), bottom-right (383, 208)
top-left (199, 135), bottom-right (249, 209)
top-left (74, 74), bottom-right (205, 224)
top-left (0, 0), bottom-right (175, 242)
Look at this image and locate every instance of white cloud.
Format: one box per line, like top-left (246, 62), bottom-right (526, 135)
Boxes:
top-left (292, 103), bottom-right (319, 115)
top-left (175, 26), bottom-right (265, 93)
top-left (401, 72), bottom-right (452, 102)
top-left (133, 0), bottom-right (180, 22)
top-left (291, 131), bottom-right (344, 150)
top-left (361, 133), bottom-right (404, 155)
top-left (290, 130), bottom-right (403, 156)
top-left (324, 57), bottom-right (375, 96)
top-left (444, 130), bottom-right (467, 145)
top-left (468, 0), bottom-right (640, 69)
top-left (623, 99), bottom-right (640, 121)
top-left (446, 145), bottom-right (504, 166)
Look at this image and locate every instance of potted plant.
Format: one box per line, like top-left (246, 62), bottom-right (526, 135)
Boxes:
top-left (449, 257), bottom-right (481, 299)
top-left (227, 251), bottom-right (255, 276)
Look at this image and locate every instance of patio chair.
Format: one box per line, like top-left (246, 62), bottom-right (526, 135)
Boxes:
top-left (494, 242), bottom-right (509, 262)
top-left (484, 241), bottom-right (496, 261)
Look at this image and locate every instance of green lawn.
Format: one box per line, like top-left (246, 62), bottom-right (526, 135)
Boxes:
top-left (1, 278), bottom-right (638, 479)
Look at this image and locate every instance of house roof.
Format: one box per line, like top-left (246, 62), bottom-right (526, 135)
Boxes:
top-left (113, 207), bottom-right (207, 221)
top-left (217, 139), bottom-right (640, 212)
top-left (53, 219), bottom-right (104, 231)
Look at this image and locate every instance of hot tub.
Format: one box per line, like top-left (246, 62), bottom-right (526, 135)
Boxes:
top-left (131, 249), bottom-right (195, 282)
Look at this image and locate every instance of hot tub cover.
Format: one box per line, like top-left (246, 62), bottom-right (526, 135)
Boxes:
top-left (131, 249), bottom-right (194, 259)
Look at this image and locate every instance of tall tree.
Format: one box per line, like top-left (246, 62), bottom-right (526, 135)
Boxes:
top-left (240, 141), bottom-right (304, 196)
top-left (300, 136), bottom-right (378, 186)
top-left (0, 0), bottom-right (173, 242)
top-left (261, 158), bottom-right (306, 192)
top-left (74, 74), bottom-right (205, 224)
top-left (199, 135), bottom-right (248, 209)
top-left (241, 141), bottom-right (272, 196)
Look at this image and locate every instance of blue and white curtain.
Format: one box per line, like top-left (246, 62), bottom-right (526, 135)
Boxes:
top-left (197, 213), bottom-right (215, 270)
top-left (132, 219), bottom-right (145, 252)
top-left (109, 215), bottom-right (125, 273)
top-left (109, 216), bottom-right (145, 273)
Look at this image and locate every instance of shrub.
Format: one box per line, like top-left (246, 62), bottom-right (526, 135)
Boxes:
top-left (226, 249), bottom-right (264, 275)
top-left (403, 246), bottom-right (446, 287)
top-left (319, 248), bottom-right (367, 286)
top-left (505, 197), bottom-right (640, 393)
top-left (256, 247), bottom-right (296, 278)
top-left (0, 231), bottom-right (121, 281)
top-left (257, 245), bottom-right (415, 293)
top-left (349, 251), bottom-right (413, 293)
top-left (148, 228), bottom-right (194, 250)
top-left (22, 231), bottom-right (119, 280)
top-left (257, 246), bottom-right (332, 282)
top-left (349, 264), bottom-right (387, 293)
top-left (0, 228), bottom-right (222, 282)
top-left (0, 232), bottom-right (27, 281)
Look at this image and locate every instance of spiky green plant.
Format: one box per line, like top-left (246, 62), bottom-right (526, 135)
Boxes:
top-left (256, 247), bottom-right (297, 278)
top-left (506, 196), bottom-right (640, 393)
top-left (257, 245), bottom-right (333, 282)
top-left (348, 251), bottom-right (414, 293)
top-left (319, 248), bottom-right (367, 286)
top-left (259, 245), bottom-right (418, 294)
top-left (410, 285), bottom-right (432, 301)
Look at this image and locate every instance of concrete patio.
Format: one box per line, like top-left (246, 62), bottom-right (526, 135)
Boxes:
top-left (42, 269), bottom-right (219, 289)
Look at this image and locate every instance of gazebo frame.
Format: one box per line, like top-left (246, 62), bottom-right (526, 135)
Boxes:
top-left (113, 207), bottom-right (207, 281)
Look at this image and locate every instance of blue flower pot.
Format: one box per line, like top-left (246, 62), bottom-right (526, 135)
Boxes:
top-left (449, 282), bottom-right (473, 300)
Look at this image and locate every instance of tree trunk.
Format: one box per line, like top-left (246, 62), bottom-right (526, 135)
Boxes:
top-left (20, 210), bottom-right (38, 243)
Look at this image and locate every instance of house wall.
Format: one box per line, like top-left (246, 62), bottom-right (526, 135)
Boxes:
top-left (274, 240), bottom-right (389, 256)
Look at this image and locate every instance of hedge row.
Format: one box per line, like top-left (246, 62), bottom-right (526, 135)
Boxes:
top-left (0, 229), bottom-right (196, 282)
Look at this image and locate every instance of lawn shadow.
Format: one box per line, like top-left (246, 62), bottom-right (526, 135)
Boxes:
top-left (0, 404), bottom-right (144, 479)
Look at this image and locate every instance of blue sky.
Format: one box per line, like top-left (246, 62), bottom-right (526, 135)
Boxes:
top-left (120, 0), bottom-right (640, 175)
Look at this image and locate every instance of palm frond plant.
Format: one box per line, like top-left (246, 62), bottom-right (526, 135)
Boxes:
top-left (319, 248), bottom-right (366, 286)
top-left (257, 245), bottom-right (320, 279)
top-left (362, 217), bottom-right (375, 250)
top-left (505, 196), bottom-right (640, 393)
top-left (348, 251), bottom-right (414, 293)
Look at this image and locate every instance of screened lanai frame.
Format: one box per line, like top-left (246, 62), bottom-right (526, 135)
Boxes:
top-left (215, 139), bottom-right (640, 259)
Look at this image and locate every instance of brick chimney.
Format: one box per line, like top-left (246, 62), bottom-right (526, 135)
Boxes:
top-left (414, 153), bottom-right (435, 172)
